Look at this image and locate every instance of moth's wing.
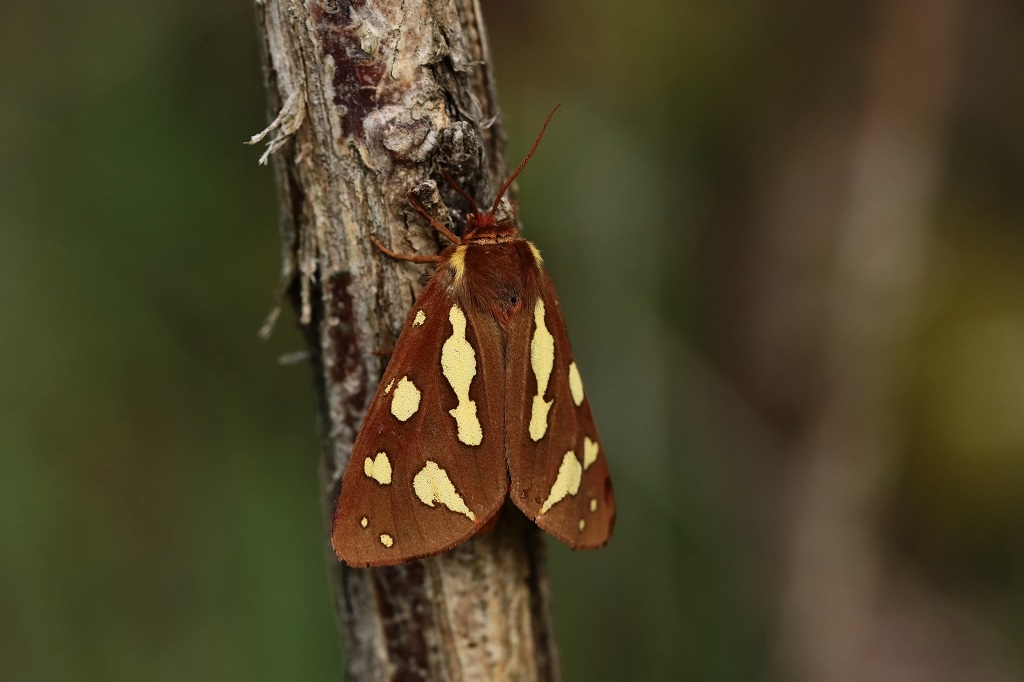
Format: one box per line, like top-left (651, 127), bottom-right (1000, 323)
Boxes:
top-left (332, 275), bottom-right (508, 567)
top-left (506, 270), bottom-right (615, 549)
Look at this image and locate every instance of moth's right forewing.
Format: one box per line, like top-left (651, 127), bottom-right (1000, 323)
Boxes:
top-left (505, 272), bottom-right (615, 550)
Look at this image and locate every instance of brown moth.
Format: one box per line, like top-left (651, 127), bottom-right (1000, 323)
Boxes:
top-left (332, 106), bottom-right (615, 567)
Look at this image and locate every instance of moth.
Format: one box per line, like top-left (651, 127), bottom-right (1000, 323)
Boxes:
top-left (332, 106), bottom-right (615, 567)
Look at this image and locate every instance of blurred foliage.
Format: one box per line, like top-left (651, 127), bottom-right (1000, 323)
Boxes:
top-left (2, 0), bottom-right (1022, 680)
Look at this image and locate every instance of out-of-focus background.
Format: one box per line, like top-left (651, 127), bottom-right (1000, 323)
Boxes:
top-left (2, 0), bottom-right (1022, 680)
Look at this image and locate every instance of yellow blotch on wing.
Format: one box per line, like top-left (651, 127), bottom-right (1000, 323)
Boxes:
top-left (528, 299), bottom-right (555, 441)
top-left (412, 461), bottom-right (476, 521)
top-left (448, 245), bottom-right (467, 288)
top-left (583, 437), bottom-right (599, 470)
top-left (390, 376), bottom-right (421, 421)
top-left (380, 534), bottom-right (394, 548)
top-left (568, 362), bottom-right (585, 406)
top-left (589, 498), bottom-right (598, 513)
top-left (539, 451), bottom-right (582, 514)
top-left (363, 452), bottom-right (392, 485)
top-left (384, 378), bottom-right (395, 394)
top-left (579, 519), bottom-right (586, 532)
top-left (441, 306), bottom-right (483, 446)
top-left (527, 241), bottom-right (543, 265)
top-left (413, 310), bottom-right (426, 326)
top-left (360, 517), bottom-right (368, 528)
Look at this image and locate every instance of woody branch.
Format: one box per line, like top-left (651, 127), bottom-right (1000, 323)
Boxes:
top-left (252, 1), bottom-right (559, 679)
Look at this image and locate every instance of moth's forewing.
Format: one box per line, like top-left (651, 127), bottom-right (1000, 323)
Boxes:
top-left (505, 268), bottom-right (616, 549)
top-left (332, 274), bottom-right (508, 567)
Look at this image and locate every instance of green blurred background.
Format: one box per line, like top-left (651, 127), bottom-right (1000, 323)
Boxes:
top-left (2, 1), bottom-right (1023, 680)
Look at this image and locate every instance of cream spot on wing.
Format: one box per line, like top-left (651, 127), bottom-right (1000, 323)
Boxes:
top-left (579, 519), bottom-right (586, 532)
top-left (360, 517), bottom-right (368, 528)
top-left (412, 461), bottom-right (476, 521)
top-left (583, 437), bottom-right (599, 470)
top-left (363, 452), bottom-right (392, 485)
top-left (527, 241), bottom-right (543, 265)
top-left (413, 310), bottom-right (426, 326)
top-left (448, 245), bottom-right (467, 288)
top-left (539, 451), bottom-right (582, 514)
top-left (384, 378), bottom-right (395, 394)
top-left (390, 376), bottom-right (421, 421)
top-left (589, 498), bottom-right (598, 513)
top-left (379, 534), bottom-right (394, 548)
top-left (568, 362), bottom-right (585, 407)
top-left (528, 299), bottom-right (555, 441)
top-left (441, 306), bottom-right (483, 445)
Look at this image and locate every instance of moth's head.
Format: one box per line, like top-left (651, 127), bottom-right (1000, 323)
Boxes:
top-left (463, 201), bottom-right (518, 241)
top-left (447, 104), bottom-right (560, 243)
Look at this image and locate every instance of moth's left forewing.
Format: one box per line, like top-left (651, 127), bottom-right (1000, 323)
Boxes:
top-left (332, 274), bottom-right (508, 567)
top-left (506, 268), bottom-right (616, 549)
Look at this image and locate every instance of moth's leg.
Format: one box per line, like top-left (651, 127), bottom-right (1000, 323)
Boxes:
top-left (407, 189), bottom-right (462, 245)
top-left (369, 235), bottom-right (444, 264)
top-left (440, 169), bottom-right (479, 214)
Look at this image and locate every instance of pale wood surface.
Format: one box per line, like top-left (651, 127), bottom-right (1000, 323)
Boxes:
top-left (253, 1), bottom-right (559, 679)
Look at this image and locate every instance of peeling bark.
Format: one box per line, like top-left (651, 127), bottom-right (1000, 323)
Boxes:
top-left (252, 1), bottom-right (559, 679)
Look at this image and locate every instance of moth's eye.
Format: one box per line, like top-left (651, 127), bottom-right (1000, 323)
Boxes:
top-left (509, 292), bottom-right (519, 305)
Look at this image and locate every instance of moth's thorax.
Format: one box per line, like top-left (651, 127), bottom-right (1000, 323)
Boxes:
top-left (443, 236), bottom-right (543, 327)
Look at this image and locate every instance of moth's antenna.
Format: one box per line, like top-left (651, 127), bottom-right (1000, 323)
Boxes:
top-left (490, 103), bottom-right (561, 214)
